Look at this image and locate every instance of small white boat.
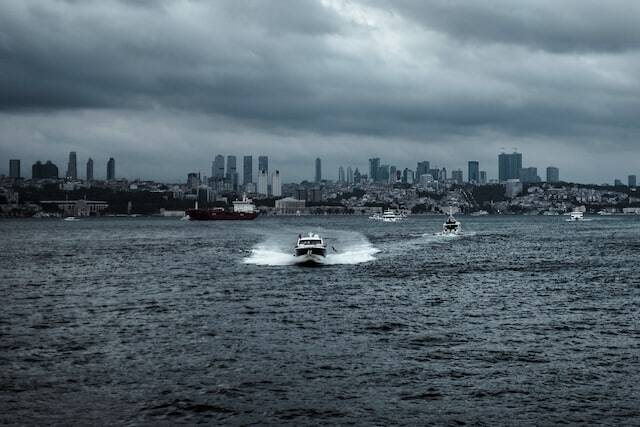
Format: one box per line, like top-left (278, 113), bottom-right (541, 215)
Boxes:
top-left (381, 209), bottom-right (405, 222)
top-left (294, 233), bottom-right (327, 264)
top-left (440, 208), bottom-right (461, 235)
top-left (566, 210), bottom-right (584, 221)
top-left (63, 216), bottom-right (80, 222)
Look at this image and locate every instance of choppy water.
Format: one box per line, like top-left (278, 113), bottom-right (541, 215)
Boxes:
top-left (1, 216), bottom-right (640, 425)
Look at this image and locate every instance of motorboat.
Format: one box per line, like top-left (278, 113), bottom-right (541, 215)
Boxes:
top-left (566, 210), bottom-right (585, 221)
top-left (63, 216), bottom-right (80, 222)
top-left (381, 209), bottom-right (405, 222)
top-left (294, 233), bottom-right (327, 264)
top-left (440, 208), bottom-right (461, 235)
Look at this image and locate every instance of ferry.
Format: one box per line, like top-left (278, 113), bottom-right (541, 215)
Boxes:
top-left (186, 194), bottom-right (258, 220)
top-left (294, 233), bottom-right (327, 264)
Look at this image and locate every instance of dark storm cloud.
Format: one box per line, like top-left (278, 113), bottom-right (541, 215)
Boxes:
top-left (1, 0), bottom-right (640, 182)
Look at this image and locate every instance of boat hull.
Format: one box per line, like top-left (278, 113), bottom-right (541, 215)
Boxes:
top-left (294, 247), bottom-right (327, 257)
top-left (185, 209), bottom-right (258, 220)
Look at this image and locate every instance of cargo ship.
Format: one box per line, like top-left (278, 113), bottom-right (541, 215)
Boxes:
top-left (185, 195), bottom-right (258, 221)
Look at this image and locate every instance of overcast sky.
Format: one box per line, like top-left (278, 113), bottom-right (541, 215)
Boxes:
top-left (1, 0), bottom-right (639, 183)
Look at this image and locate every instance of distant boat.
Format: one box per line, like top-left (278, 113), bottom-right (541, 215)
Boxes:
top-left (470, 210), bottom-right (488, 216)
top-left (566, 210), bottom-right (585, 221)
top-left (63, 216), bottom-right (80, 222)
top-left (186, 194), bottom-right (258, 221)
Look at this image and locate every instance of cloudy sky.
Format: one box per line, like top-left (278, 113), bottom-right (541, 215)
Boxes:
top-left (1, 0), bottom-right (639, 183)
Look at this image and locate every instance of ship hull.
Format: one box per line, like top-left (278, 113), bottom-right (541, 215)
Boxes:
top-left (185, 209), bottom-right (258, 220)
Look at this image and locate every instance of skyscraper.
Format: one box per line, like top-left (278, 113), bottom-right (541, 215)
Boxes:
top-left (353, 168), bottom-right (361, 184)
top-left (107, 157), bottom-right (115, 180)
top-left (9, 159), bottom-right (20, 178)
top-left (629, 175), bottom-right (637, 187)
top-left (258, 156), bottom-right (269, 176)
top-left (369, 158), bottom-right (380, 182)
top-left (338, 166), bottom-right (345, 184)
top-left (498, 152), bottom-right (522, 182)
top-left (271, 170), bottom-right (282, 197)
top-left (243, 156), bottom-right (253, 185)
top-left (389, 166), bottom-right (397, 184)
top-left (66, 151), bottom-right (77, 180)
top-left (468, 161), bottom-right (479, 183)
top-left (479, 171), bottom-right (487, 184)
top-left (226, 155), bottom-right (238, 190)
top-left (315, 158), bottom-right (322, 183)
top-left (257, 169), bottom-right (269, 195)
top-left (346, 166), bottom-right (353, 184)
top-left (519, 167), bottom-right (540, 183)
top-left (213, 155), bottom-right (225, 178)
top-left (546, 166), bottom-right (559, 183)
top-left (378, 164), bottom-right (389, 183)
top-left (86, 158), bottom-right (93, 181)
top-left (416, 161), bottom-right (430, 179)
top-left (452, 169), bottom-right (463, 184)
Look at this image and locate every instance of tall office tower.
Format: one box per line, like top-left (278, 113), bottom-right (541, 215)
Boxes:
top-left (107, 157), bottom-right (115, 180)
top-left (519, 167), bottom-right (540, 183)
top-left (389, 166), bottom-right (397, 183)
top-left (32, 160), bottom-right (59, 179)
top-left (416, 161), bottom-right (430, 179)
top-left (338, 166), bottom-right (345, 184)
top-left (315, 158), bottom-right (322, 183)
top-left (452, 169), bottom-right (463, 184)
top-left (468, 161), bottom-right (479, 183)
top-left (257, 169), bottom-right (269, 195)
top-left (498, 152), bottom-right (522, 182)
top-left (213, 155), bottom-right (225, 178)
top-left (226, 155), bottom-right (237, 178)
top-left (271, 170), bottom-right (282, 197)
top-left (546, 166), bottom-right (560, 183)
top-left (353, 168), bottom-right (361, 184)
top-left (439, 167), bottom-right (447, 182)
top-left (629, 175), bottom-right (637, 187)
top-left (258, 156), bottom-right (269, 177)
top-left (66, 151), bottom-right (77, 180)
top-left (369, 158), bottom-right (380, 182)
top-left (86, 158), bottom-right (94, 181)
top-left (9, 159), bottom-right (20, 178)
top-left (346, 166), bottom-right (353, 184)
top-left (378, 164), bottom-right (390, 183)
top-left (479, 171), bottom-right (487, 184)
top-left (187, 172), bottom-right (200, 189)
top-left (243, 156), bottom-right (253, 185)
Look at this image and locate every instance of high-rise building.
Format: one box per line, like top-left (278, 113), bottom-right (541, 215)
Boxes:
top-left (378, 164), bottom-right (390, 183)
top-left (271, 170), bottom-right (282, 197)
top-left (614, 179), bottom-right (623, 187)
top-left (468, 161), bottom-right (479, 183)
top-left (338, 166), bottom-right (345, 184)
top-left (257, 169), bottom-right (269, 195)
top-left (86, 158), bottom-right (94, 181)
top-left (9, 159), bottom-right (20, 178)
top-left (389, 166), bottom-right (397, 184)
top-left (213, 155), bottom-right (225, 178)
top-left (353, 168), bottom-right (361, 184)
top-left (439, 167), bottom-right (447, 182)
top-left (629, 175), bottom-right (637, 187)
top-left (32, 160), bottom-right (59, 179)
top-left (369, 158), bottom-right (380, 182)
top-left (498, 152), bottom-right (522, 182)
top-left (66, 151), bottom-right (77, 180)
top-left (226, 155), bottom-right (236, 178)
top-left (520, 167), bottom-right (540, 183)
top-left (479, 171), bottom-right (487, 184)
top-left (258, 156), bottom-right (268, 176)
top-left (187, 172), bottom-right (200, 189)
top-left (452, 169), bottom-right (463, 184)
top-left (428, 168), bottom-right (440, 181)
top-left (315, 158), bottom-right (322, 183)
top-left (107, 157), bottom-right (115, 180)
top-left (416, 161), bottom-right (430, 179)
top-left (243, 156), bottom-right (253, 185)
top-left (546, 166), bottom-right (560, 183)
top-left (346, 166), bottom-right (353, 184)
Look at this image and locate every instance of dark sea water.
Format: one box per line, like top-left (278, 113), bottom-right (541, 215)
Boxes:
top-left (2, 215), bottom-right (640, 425)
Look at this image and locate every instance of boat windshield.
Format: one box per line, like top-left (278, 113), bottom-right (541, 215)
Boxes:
top-left (299, 239), bottom-right (322, 245)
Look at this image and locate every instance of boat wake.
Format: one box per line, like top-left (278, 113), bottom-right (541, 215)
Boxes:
top-left (243, 232), bottom-right (379, 266)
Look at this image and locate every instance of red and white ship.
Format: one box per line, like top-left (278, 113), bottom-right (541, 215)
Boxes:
top-left (185, 195), bottom-right (258, 221)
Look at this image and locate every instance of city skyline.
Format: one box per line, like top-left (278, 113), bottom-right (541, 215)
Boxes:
top-left (1, 1), bottom-right (639, 183)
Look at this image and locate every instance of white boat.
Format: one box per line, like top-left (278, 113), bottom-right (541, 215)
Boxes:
top-left (294, 233), bottom-right (327, 264)
top-left (440, 208), bottom-right (461, 235)
top-left (470, 210), bottom-right (488, 216)
top-left (63, 216), bottom-right (80, 222)
top-left (566, 210), bottom-right (584, 221)
top-left (381, 209), bottom-right (405, 222)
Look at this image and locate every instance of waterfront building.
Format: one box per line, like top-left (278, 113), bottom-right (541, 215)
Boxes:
top-left (258, 156), bottom-right (268, 176)
top-left (107, 157), bottom-right (115, 181)
top-left (315, 158), bottom-right (322, 183)
top-left (40, 199), bottom-right (108, 217)
top-left (243, 156), bottom-right (252, 185)
top-left (271, 170), bottom-right (282, 197)
top-left (498, 152), bottom-right (522, 182)
top-left (9, 159), bottom-right (20, 178)
top-left (519, 167), bottom-right (540, 183)
top-left (468, 161), bottom-right (479, 183)
top-left (369, 158), bottom-right (380, 182)
top-left (629, 175), bottom-right (637, 187)
top-left (346, 166), bottom-right (354, 185)
top-left (66, 151), bottom-right (77, 180)
top-left (213, 155), bottom-right (225, 178)
top-left (452, 169), bottom-right (463, 184)
top-left (257, 169), bottom-right (269, 195)
top-left (275, 197), bottom-right (305, 215)
top-left (546, 166), bottom-right (560, 183)
top-left (86, 158), bottom-right (93, 181)
top-left (32, 160), bottom-right (59, 179)
top-left (479, 171), bottom-right (487, 184)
